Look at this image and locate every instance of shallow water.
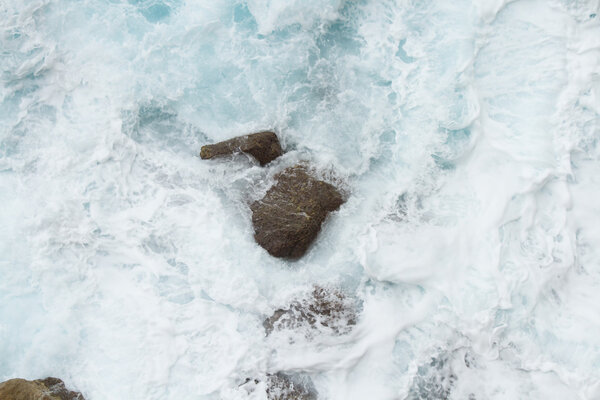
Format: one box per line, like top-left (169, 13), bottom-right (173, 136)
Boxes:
top-left (1, 0), bottom-right (599, 399)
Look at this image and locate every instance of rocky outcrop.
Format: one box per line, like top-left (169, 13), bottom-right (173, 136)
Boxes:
top-left (251, 166), bottom-right (344, 258)
top-left (0, 377), bottom-right (85, 400)
top-left (264, 286), bottom-right (356, 336)
top-left (200, 131), bottom-right (283, 166)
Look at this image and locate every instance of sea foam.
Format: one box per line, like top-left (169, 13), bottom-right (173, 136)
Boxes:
top-left (1, 0), bottom-right (599, 399)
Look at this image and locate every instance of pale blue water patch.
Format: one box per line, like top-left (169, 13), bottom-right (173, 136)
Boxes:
top-left (232, 3), bottom-right (258, 32)
top-left (0, 291), bottom-right (45, 360)
top-left (432, 127), bottom-right (473, 170)
top-left (396, 38), bottom-right (415, 63)
top-left (129, 0), bottom-right (176, 23)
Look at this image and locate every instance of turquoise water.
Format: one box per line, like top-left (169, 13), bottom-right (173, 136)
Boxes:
top-left (1, 0), bottom-right (600, 398)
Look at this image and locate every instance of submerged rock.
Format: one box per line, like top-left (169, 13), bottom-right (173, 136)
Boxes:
top-left (251, 166), bottom-right (344, 258)
top-left (264, 286), bottom-right (356, 336)
top-left (199, 131), bottom-right (283, 166)
top-left (0, 377), bottom-right (85, 400)
top-left (239, 373), bottom-right (317, 400)
top-left (266, 373), bottom-right (317, 400)
top-left (407, 354), bottom-right (457, 400)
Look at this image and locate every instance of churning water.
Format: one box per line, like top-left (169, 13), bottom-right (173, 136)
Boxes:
top-left (1, 0), bottom-right (599, 399)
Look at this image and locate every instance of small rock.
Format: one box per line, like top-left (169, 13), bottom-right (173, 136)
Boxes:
top-left (0, 377), bottom-right (85, 400)
top-left (264, 286), bottom-right (356, 336)
top-left (266, 373), bottom-right (317, 400)
top-left (200, 131), bottom-right (283, 166)
top-left (239, 373), bottom-right (316, 400)
top-left (251, 166), bottom-right (344, 258)
top-left (407, 354), bottom-right (456, 400)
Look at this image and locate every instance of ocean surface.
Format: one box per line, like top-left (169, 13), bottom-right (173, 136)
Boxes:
top-left (1, 0), bottom-right (600, 399)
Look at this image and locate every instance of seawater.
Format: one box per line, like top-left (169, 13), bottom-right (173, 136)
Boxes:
top-left (1, 0), bottom-right (599, 399)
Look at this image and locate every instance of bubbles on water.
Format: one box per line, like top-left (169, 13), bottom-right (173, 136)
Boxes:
top-left (121, 99), bottom-right (206, 154)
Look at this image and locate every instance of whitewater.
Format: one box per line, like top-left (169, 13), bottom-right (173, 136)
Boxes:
top-left (1, 0), bottom-right (599, 398)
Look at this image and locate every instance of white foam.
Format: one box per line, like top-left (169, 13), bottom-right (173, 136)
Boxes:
top-left (1, 0), bottom-right (599, 398)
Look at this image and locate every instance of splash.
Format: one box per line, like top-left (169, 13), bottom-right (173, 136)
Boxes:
top-left (1, 0), bottom-right (599, 399)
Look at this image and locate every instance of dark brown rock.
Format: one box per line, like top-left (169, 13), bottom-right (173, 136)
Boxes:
top-left (251, 166), bottom-right (344, 258)
top-left (264, 286), bottom-right (356, 336)
top-left (200, 131), bottom-right (283, 166)
top-left (0, 377), bottom-right (85, 400)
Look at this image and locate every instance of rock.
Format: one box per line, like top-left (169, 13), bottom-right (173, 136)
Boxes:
top-left (200, 131), bottom-right (283, 166)
top-left (407, 354), bottom-right (457, 400)
top-left (0, 377), bottom-right (85, 400)
top-left (266, 373), bottom-right (317, 400)
top-left (264, 286), bottom-right (356, 336)
top-left (251, 166), bottom-right (344, 258)
top-left (239, 373), bottom-right (316, 400)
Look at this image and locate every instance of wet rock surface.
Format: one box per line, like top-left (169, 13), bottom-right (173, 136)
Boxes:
top-left (407, 354), bottom-right (457, 400)
top-left (0, 377), bottom-right (85, 400)
top-left (240, 373), bottom-right (317, 400)
top-left (266, 373), bottom-right (317, 400)
top-left (251, 166), bottom-right (344, 258)
top-left (264, 286), bottom-right (356, 336)
top-left (200, 131), bottom-right (283, 166)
